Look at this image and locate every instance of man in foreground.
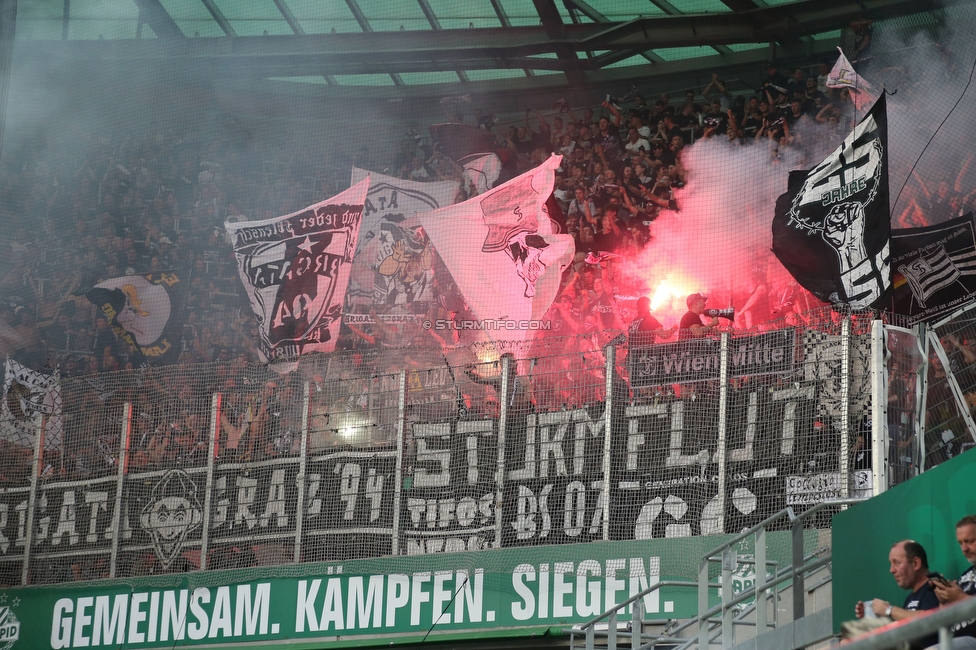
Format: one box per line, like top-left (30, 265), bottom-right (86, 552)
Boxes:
top-left (928, 516), bottom-right (976, 649)
top-left (678, 292), bottom-right (718, 340)
top-left (846, 540), bottom-right (940, 649)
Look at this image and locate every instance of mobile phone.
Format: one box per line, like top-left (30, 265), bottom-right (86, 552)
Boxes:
top-left (927, 571), bottom-right (949, 585)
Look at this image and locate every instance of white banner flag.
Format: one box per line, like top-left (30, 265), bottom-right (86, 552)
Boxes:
top-left (462, 153), bottom-right (503, 196)
top-left (347, 168), bottom-right (457, 309)
top-left (1, 359), bottom-right (62, 450)
top-left (417, 155), bottom-right (575, 344)
top-left (826, 46), bottom-right (879, 112)
top-left (226, 179), bottom-right (369, 371)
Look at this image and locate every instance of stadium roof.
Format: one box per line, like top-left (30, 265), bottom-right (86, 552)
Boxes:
top-left (12, 0), bottom-right (946, 105)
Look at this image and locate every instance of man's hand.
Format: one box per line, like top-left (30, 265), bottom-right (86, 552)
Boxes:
top-left (934, 579), bottom-right (968, 604)
top-left (871, 599), bottom-right (891, 617)
top-left (391, 239), bottom-right (407, 262)
top-left (855, 601), bottom-right (865, 619)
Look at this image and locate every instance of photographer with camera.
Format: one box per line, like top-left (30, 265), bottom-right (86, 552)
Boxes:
top-left (678, 293), bottom-right (719, 340)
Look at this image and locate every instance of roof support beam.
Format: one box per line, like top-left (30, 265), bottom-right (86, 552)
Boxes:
top-left (721, 0), bottom-right (761, 11)
top-left (489, 0), bottom-right (512, 27)
top-left (532, 0), bottom-right (566, 40)
top-left (269, 0), bottom-right (335, 85)
top-left (131, 0), bottom-right (184, 38)
top-left (344, 0), bottom-right (372, 33)
top-left (564, 2), bottom-right (599, 71)
top-left (248, 39), bottom-right (839, 106)
top-left (31, 0), bottom-right (942, 77)
top-left (271, 0), bottom-right (304, 35)
top-left (0, 0), bottom-right (17, 164)
top-left (199, 0), bottom-right (236, 37)
top-left (581, 0), bottom-right (931, 49)
top-left (344, 0), bottom-right (404, 86)
top-left (417, 0), bottom-right (440, 29)
top-left (566, 0), bottom-right (663, 65)
top-left (489, 0), bottom-right (533, 76)
top-left (415, 0), bottom-right (469, 82)
top-left (564, 0), bottom-right (608, 22)
top-left (532, 0), bottom-right (584, 85)
top-left (645, 0), bottom-right (733, 59)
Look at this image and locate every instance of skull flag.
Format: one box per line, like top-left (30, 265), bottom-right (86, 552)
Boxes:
top-left (226, 178), bottom-right (369, 370)
top-left (416, 155), bottom-right (575, 344)
top-left (772, 95), bottom-right (891, 309)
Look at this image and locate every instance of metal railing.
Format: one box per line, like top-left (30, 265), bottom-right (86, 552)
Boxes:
top-left (572, 498), bottom-right (867, 650)
top-left (840, 596), bottom-right (976, 650)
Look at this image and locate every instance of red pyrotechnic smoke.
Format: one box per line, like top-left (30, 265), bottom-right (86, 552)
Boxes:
top-left (619, 137), bottom-right (823, 329)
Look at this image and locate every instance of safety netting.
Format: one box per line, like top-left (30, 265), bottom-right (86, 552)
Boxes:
top-left (0, 307), bottom-right (911, 588)
top-left (0, 0), bottom-right (973, 615)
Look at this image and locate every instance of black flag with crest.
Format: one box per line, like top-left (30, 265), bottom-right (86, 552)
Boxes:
top-left (890, 214), bottom-right (976, 323)
top-left (772, 95), bottom-right (891, 309)
top-left (86, 272), bottom-right (184, 365)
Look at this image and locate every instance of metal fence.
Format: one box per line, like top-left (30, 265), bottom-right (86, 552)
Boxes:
top-left (0, 309), bottom-right (932, 587)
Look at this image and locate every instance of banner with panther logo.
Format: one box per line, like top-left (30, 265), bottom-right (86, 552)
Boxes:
top-left (227, 179), bottom-right (369, 370)
top-left (772, 95), bottom-right (891, 309)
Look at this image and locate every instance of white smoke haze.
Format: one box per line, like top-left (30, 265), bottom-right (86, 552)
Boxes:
top-left (616, 2), bottom-right (976, 327)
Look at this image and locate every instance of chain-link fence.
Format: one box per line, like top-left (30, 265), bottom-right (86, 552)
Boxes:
top-left (927, 303), bottom-right (976, 470)
top-left (0, 308), bottom-right (919, 588)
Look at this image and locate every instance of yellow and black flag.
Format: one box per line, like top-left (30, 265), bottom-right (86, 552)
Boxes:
top-left (86, 272), bottom-right (184, 365)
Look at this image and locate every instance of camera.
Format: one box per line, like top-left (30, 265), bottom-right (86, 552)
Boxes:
top-left (704, 308), bottom-right (735, 321)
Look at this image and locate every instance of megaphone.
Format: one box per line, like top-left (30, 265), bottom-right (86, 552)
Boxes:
top-left (704, 308), bottom-right (735, 321)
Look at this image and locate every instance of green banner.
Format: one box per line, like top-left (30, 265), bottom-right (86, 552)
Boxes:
top-left (2, 533), bottom-right (805, 649)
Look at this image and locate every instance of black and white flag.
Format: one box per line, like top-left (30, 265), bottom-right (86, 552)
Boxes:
top-left (891, 214), bottom-right (976, 323)
top-left (347, 168), bottom-right (456, 310)
top-left (86, 272), bottom-right (185, 365)
top-left (772, 95), bottom-right (891, 309)
top-left (1, 359), bottom-right (62, 450)
top-left (226, 179), bottom-right (369, 370)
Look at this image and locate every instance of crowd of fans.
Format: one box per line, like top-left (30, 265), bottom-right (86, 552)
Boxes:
top-left (5, 26), bottom-right (976, 584)
top-left (11, 39), bottom-right (976, 375)
top-left (0, 58), bottom-right (865, 376)
top-left (0, 47), bottom-right (972, 485)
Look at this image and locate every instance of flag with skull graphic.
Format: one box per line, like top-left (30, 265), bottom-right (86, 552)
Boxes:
top-left (772, 95), bottom-right (891, 309)
top-left (417, 155), bottom-right (575, 343)
top-left (226, 178), bottom-right (369, 370)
